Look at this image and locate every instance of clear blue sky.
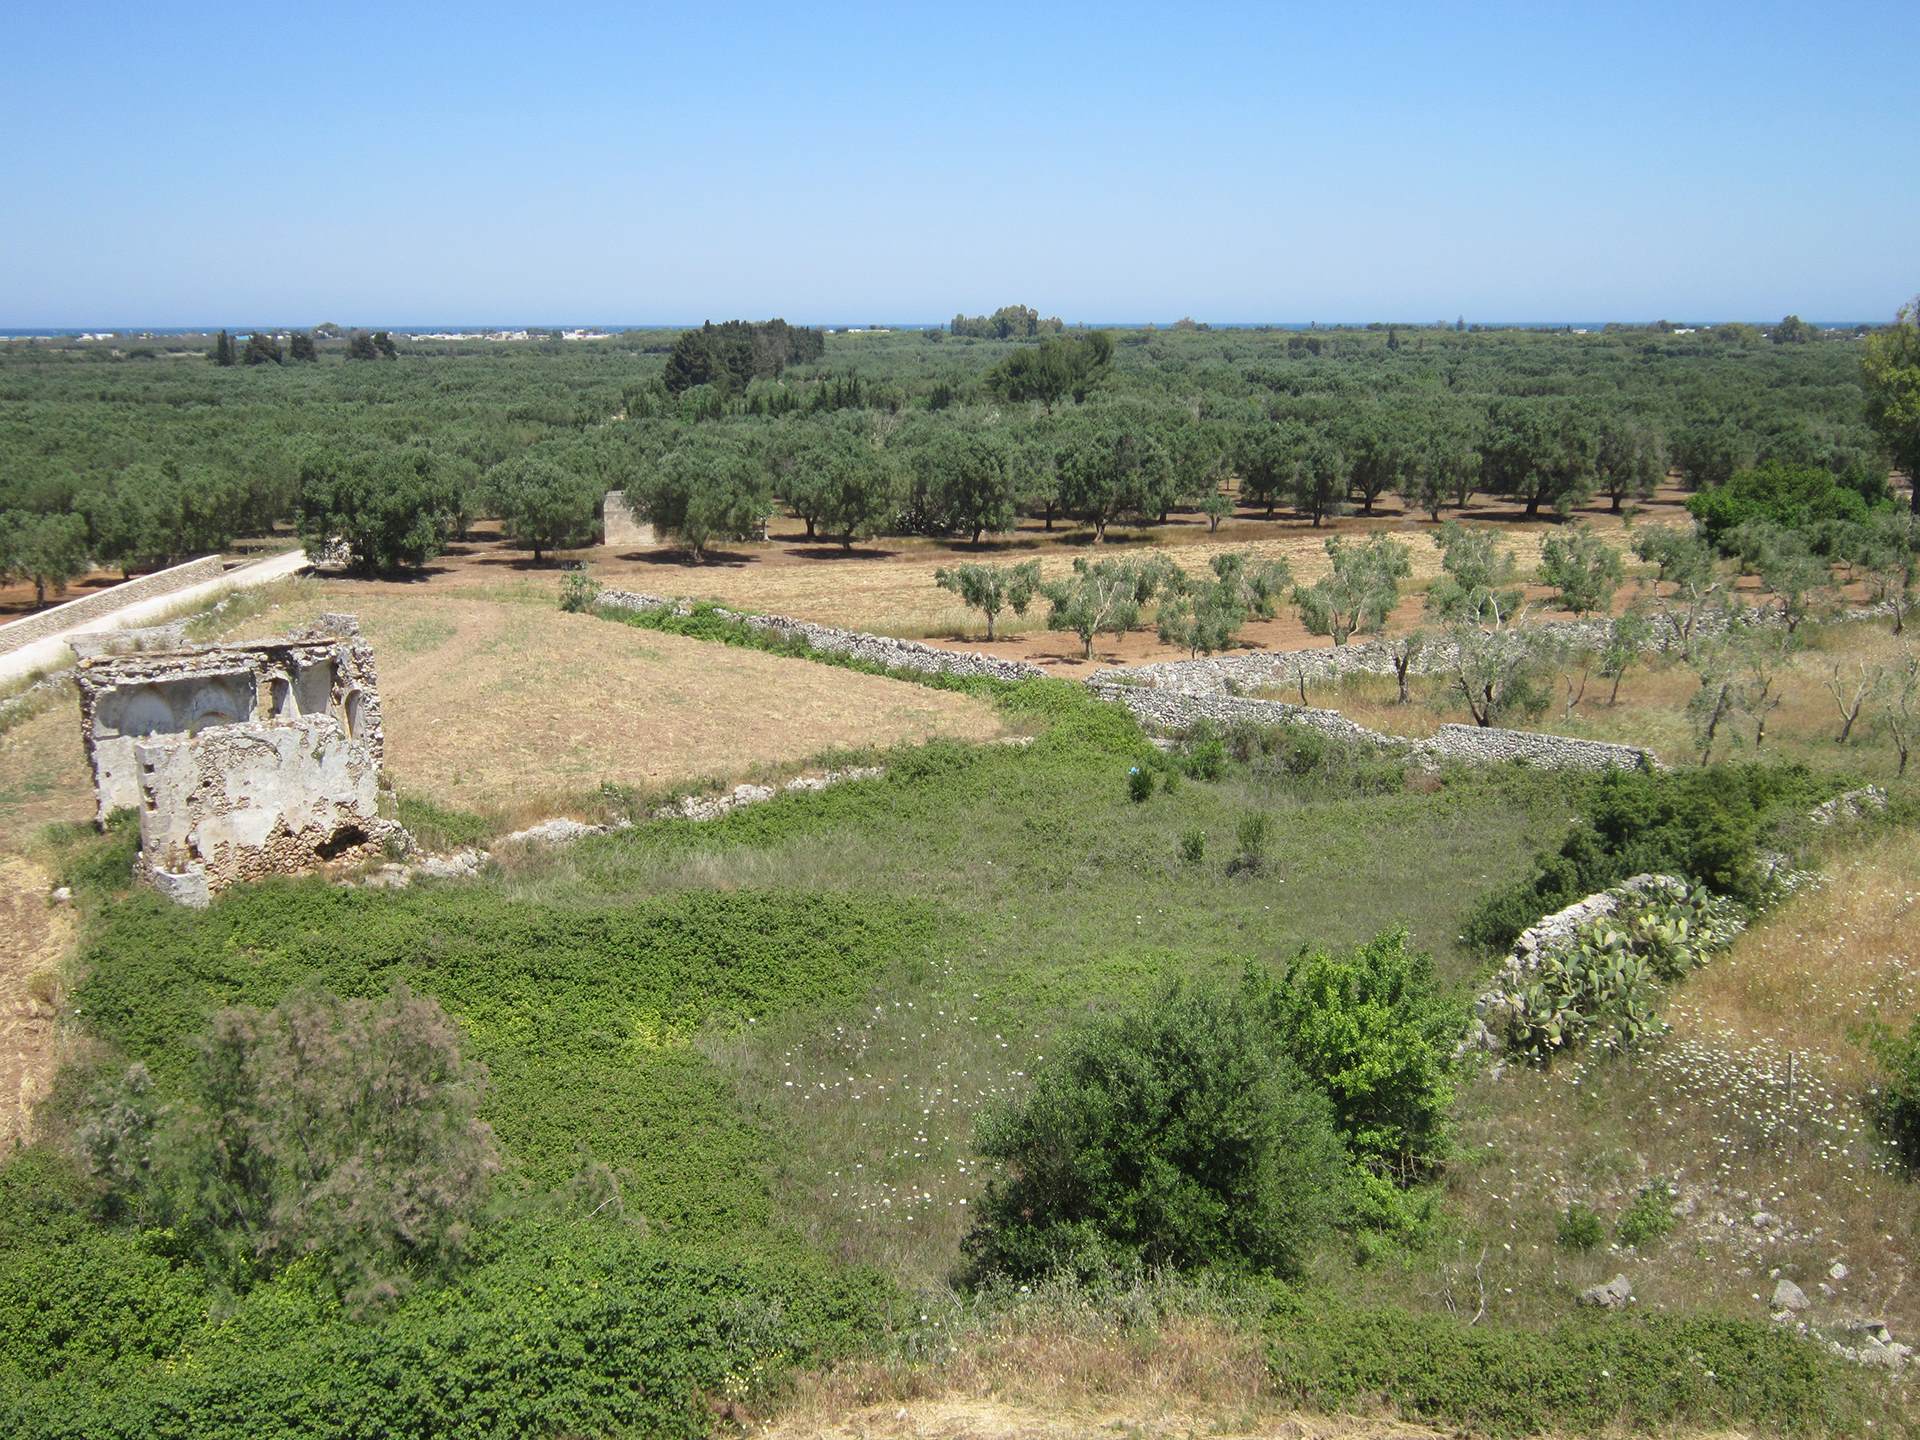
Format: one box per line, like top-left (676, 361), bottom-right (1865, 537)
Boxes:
top-left (5, 1), bottom-right (1915, 326)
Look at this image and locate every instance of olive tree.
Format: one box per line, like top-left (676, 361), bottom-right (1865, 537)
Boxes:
top-left (1157, 551), bottom-right (1292, 657)
top-left (1537, 523), bottom-right (1624, 616)
top-left (1862, 296), bottom-right (1920, 511)
top-left (934, 558), bottom-right (1041, 640)
top-left (1424, 521), bottom-right (1523, 628)
top-left (486, 454), bottom-right (603, 562)
top-left (1294, 533), bottom-right (1410, 645)
top-left (0, 509), bottom-right (91, 606)
top-left (634, 438), bottom-right (771, 562)
top-left (1041, 554), bottom-right (1178, 659)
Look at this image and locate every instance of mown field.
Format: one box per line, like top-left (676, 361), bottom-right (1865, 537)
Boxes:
top-left (5, 615), bottom-right (1916, 1436)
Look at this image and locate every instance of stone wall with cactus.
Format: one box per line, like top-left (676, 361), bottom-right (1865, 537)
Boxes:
top-left (1470, 876), bottom-right (1745, 1060)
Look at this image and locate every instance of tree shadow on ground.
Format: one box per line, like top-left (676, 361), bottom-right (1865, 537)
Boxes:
top-left (786, 545), bottom-right (901, 562)
top-left (618, 548), bottom-right (754, 567)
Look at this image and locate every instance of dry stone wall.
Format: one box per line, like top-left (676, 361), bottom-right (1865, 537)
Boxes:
top-left (596, 589), bottom-right (1048, 683)
top-left (1091, 600), bottom-right (1900, 698)
top-left (0, 555), bottom-right (227, 656)
top-left (1090, 681), bottom-right (1656, 772)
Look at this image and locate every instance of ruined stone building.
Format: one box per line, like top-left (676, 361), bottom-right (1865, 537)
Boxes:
top-left (73, 615), bottom-right (401, 906)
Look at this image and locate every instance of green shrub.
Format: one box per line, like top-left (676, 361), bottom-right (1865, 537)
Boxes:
top-left (1262, 1287), bottom-right (1873, 1437)
top-left (1687, 461), bottom-right (1885, 552)
top-left (1127, 765), bottom-right (1153, 803)
top-left (1617, 1179), bottom-right (1677, 1249)
top-left (1557, 1202), bottom-right (1606, 1251)
top-left (1463, 763), bottom-right (1827, 954)
top-left (962, 979), bottom-right (1349, 1283)
top-left (0, 1199), bottom-right (890, 1440)
top-left (1178, 827), bottom-right (1207, 864)
top-left (1229, 812), bottom-right (1271, 876)
top-left (557, 567), bottom-right (602, 612)
top-left (394, 793), bottom-right (491, 851)
top-left (1868, 1013), bottom-right (1920, 1165)
top-left (78, 984), bottom-right (499, 1310)
top-left (1266, 931), bottom-right (1467, 1183)
top-left (1177, 723), bottom-right (1227, 780)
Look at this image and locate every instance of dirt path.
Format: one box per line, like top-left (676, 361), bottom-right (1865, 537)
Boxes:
top-left (753, 1397), bottom-right (1448, 1439)
top-left (0, 854), bottom-right (74, 1151)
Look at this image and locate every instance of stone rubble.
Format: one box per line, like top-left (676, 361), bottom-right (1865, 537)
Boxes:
top-left (1578, 1274), bottom-right (1633, 1310)
top-left (362, 766), bottom-right (890, 888)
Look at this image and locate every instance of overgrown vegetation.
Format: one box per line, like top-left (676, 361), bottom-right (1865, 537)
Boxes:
top-left (1462, 762), bottom-right (1834, 954)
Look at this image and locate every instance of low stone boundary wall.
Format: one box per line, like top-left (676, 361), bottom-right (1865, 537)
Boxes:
top-left (1091, 601), bottom-right (1899, 697)
top-left (0, 555), bottom-right (227, 656)
top-left (1089, 681), bottom-right (1654, 772)
top-left (595, 589), bottom-right (1048, 683)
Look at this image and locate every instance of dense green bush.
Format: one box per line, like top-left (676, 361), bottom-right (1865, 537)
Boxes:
top-left (79, 985), bottom-right (499, 1310)
top-left (1176, 719), bottom-right (1406, 796)
top-left (0, 1167), bottom-right (889, 1440)
top-left (1463, 763), bottom-right (1827, 954)
top-left (962, 979), bottom-right (1349, 1282)
top-left (1556, 1202), bottom-right (1606, 1251)
top-left (1617, 1178), bottom-right (1678, 1249)
top-left (1267, 931), bottom-right (1466, 1183)
top-left (1868, 1012), bottom-right (1920, 1165)
top-left (1687, 460), bottom-right (1889, 552)
top-left (1262, 1287), bottom-right (1873, 1437)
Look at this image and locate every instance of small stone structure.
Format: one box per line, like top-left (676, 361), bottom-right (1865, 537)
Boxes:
top-left (601, 491), bottom-right (655, 548)
top-left (133, 715), bottom-right (392, 907)
top-left (72, 615), bottom-right (400, 905)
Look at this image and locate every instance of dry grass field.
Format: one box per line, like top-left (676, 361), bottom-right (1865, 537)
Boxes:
top-left (761, 1313), bottom-right (1449, 1439)
top-left (198, 580), bottom-right (1007, 824)
top-left (0, 580), bottom-right (1006, 844)
top-left (0, 853), bottom-right (75, 1152)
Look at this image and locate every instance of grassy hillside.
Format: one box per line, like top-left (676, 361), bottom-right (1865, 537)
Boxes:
top-left (3, 665), bottom-right (1911, 1436)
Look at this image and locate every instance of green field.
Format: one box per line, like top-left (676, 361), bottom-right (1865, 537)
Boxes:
top-left (4, 657), bottom-right (1910, 1437)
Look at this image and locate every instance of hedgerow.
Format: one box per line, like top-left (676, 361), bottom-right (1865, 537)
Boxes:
top-left (0, 1169), bottom-right (890, 1440)
top-left (1462, 761), bottom-right (1834, 954)
top-left (1262, 1286), bottom-right (1874, 1437)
